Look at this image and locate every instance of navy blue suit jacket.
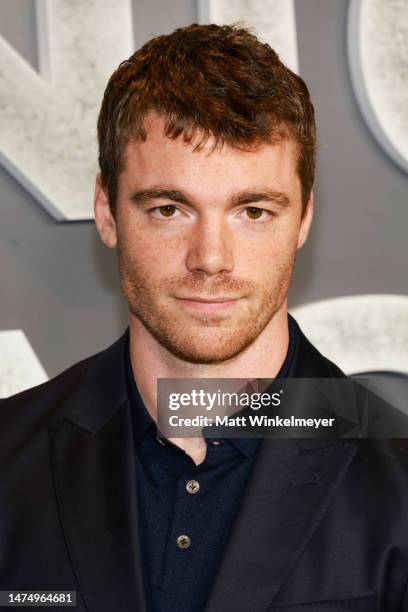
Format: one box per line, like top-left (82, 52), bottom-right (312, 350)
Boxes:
top-left (1, 322), bottom-right (408, 611)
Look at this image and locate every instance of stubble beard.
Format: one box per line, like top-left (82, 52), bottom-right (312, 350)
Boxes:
top-left (117, 243), bottom-right (295, 365)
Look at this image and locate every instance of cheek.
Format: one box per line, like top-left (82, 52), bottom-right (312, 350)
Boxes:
top-left (238, 227), bottom-right (298, 271)
top-left (119, 222), bottom-right (183, 278)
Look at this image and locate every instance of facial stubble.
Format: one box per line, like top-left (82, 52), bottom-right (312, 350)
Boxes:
top-left (117, 239), bottom-right (296, 365)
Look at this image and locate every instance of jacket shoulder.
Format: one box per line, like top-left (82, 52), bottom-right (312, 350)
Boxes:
top-left (0, 332), bottom-right (127, 432)
top-left (0, 353), bottom-right (96, 439)
top-left (290, 315), bottom-right (346, 378)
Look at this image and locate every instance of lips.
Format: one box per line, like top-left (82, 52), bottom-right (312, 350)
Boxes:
top-left (177, 296), bottom-right (238, 303)
top-left (175, 296), bottom-right (239, 313)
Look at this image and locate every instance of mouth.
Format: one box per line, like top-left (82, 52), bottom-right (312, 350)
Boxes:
top-left (174, 296), bottom-right (240, 313)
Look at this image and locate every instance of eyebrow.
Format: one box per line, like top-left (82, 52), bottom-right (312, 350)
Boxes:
top-left (129, 187), bottom-right (291, 208)
top-left (233, 189), bottom-right (291, 208)
top-left (130, 189), bottom-right (189, 206)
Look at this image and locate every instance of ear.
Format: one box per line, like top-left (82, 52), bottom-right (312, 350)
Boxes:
top-left (94, 174), bottom-right (117, 248)
top-left (296, 192), bottom-right (314, 250)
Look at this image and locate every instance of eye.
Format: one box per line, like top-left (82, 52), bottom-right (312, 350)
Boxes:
top-left (157, 205), bottom-right (177, 217)
top-left (148, 204), bottom-right (180, 219)
top-left (246, 207), bottom-right (264, 220)
top-left (243, 207), bottom-right (274, 223)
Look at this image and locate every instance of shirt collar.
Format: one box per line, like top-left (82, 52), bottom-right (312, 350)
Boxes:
top-left (126, 314), bottom-right (298, 456)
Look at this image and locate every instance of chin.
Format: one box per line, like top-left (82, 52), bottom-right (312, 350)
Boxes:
top-left (131, 302), bottom-right (280, 364)
top-left (166, 346), bottom-right (243, 365)
top-left (155, 329), bottom-right (255, 365)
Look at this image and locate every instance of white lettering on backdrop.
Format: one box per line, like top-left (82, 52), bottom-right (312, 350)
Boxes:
top-left (0, 0), bottom-right (133, 220)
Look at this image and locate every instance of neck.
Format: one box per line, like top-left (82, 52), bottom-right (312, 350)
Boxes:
top-left (129, 303), bottom-right (290, 422)
top-left (129, 305), bottom-right (289, 465)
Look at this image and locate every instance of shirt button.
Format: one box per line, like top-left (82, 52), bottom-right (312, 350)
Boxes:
top-left (177, 534), bottom-right (191, 549)
top-left (186, 479), bottom-right (200, 494)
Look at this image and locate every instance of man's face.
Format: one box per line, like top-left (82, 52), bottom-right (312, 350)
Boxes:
top-left (95, 114), bottom-right (312, 364)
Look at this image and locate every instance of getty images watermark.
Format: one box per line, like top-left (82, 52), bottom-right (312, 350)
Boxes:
top-left (166, 387), bottom-right (334, 430)
top-left (157, 377), bottom-right (408, 439)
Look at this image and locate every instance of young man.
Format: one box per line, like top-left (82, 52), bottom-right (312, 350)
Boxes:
top-left (1, 24), bottom-right (408, 612)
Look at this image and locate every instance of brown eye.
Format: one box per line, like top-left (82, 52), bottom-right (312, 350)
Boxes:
top-left (159, 205), bottom-right (176, 217)
top-left (246, 207), bottom-right (263, 220)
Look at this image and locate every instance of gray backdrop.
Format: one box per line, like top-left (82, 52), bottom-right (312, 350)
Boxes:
top-left (0, 0), bottom-right (407, 379)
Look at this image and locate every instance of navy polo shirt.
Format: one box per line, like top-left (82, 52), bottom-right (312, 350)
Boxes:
top-left (127, 316), bottom-right (297, 612)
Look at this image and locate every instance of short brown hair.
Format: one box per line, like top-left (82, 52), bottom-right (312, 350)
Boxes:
top-left (97, 23), bottom-right (316, 213)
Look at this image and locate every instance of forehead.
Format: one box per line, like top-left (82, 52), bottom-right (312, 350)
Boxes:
top-left (121, 113), bottom-right (301, 198)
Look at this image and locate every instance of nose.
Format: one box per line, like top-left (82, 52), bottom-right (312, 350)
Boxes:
top-left (185, 214), bottom-right (234, 277)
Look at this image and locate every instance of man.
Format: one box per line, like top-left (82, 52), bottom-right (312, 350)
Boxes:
top-left (1, 23), bottom-right (408, 612)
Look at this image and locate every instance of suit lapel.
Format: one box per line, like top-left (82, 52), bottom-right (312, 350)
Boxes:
top-left (206, 319), bottom-right (359, 611)
top-left (205, 437), bottom-right (357, 612)
top-left (48, 332), bottom-right (146, 612)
